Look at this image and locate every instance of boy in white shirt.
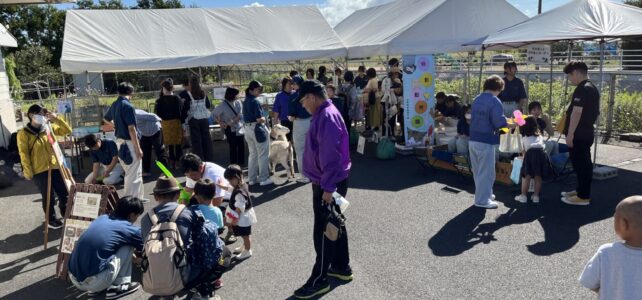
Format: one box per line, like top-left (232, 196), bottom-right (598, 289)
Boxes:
top-left (579, 196), bottom-right (642, 299)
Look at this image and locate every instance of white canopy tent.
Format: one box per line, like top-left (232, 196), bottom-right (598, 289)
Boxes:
top-left (0, 0), bottom-right (75, 4)
top-left (0, 23), bottom-right (17, 48)
top-left (333, 0), bottom-right (528, 58)
top-left (479, 0), bottom-right (642, 49)
top-left (60, 6), bottom-right (347, 73)
top-left (474, 0), bottom-right (642, 166)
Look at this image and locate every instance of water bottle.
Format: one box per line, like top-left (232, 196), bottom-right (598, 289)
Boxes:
top-left (333, 192), bottom-right (350, 213)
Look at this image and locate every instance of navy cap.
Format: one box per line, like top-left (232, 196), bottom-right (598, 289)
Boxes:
top-left (295, 80), bottom-right (325, 102)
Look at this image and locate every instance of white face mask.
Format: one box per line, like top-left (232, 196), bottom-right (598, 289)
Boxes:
top-left (465, 113), bottom-right (471, 120)
top-left (32, 114), bottom-right (47, 125)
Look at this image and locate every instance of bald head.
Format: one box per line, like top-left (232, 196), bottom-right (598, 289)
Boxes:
top-left (617, 196), bottom-right (642, 228)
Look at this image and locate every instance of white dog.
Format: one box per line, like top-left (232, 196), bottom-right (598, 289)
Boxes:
top-left (269, 124), bottom-right (295, 180)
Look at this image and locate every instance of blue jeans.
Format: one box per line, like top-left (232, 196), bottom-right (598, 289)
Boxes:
top-left (469, 141), bottom-right (497, 206)
top-left (70, 246), bottom-right (134, 293)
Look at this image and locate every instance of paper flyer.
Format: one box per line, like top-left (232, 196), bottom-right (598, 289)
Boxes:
top-left (61, 219), bottom-right (92, 254)
top-left (71, 192), bottom-right (102, 219)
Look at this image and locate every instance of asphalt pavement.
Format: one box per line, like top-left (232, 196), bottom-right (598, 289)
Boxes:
top-left (1, 141), bottom-right (641, 300)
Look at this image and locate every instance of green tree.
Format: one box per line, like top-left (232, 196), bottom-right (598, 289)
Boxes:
top-left (75, 0), bottom-right (126, 9)
top-left (134, 0), bottom-right (183, 9)
top-left (4, 54), bottom-right (23, 100)
top-left (13, 46), bottom-right (60, 83)
top-left (0, 5), bottom-right (66, 67)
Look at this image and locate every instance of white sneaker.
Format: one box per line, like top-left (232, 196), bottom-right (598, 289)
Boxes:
top-left (235, 249), bottom-right (252, 260)
top-left (514, 195), bottom-right (527, 203)
top-left (491, 194), bottom-right (496, 200)
top-left (297, 177), bottom-right (310, 183)
top-left (260, 178), bottom-right (274, 186)
top-left (474, 200), bottom-right (499, 209)
top-left (248, 180), bottom-right (257, 186)
top-left (561, 191), bottom-right (577, 198)
top-left (532, 195), bottom-right (540, 203)
top-left (233, 246), bottom-right (244, 254)
top-left (192, 292), bottom-right (221, 300)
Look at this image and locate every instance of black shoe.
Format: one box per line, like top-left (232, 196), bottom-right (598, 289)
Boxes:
top-left (225, 235), bottom-right (238, 245)
top-left (328, 267), bottom-right (353, 282)
top-left (48, 219), bottom-right (63, 229)
top-left (293, 282), bottom-right (330, 299)
top-left (105, 282), bottom-right (140, 299)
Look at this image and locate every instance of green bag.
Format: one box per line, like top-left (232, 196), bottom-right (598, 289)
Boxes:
top-left (349, 128), bottom-right (359, 146)
top-left (376, 138), bottom-right (396, 160)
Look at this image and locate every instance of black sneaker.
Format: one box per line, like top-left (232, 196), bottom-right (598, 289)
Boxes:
top-left (293, 282), bottom-right (330, 299)
top-left (328, 267), bottom-right (353, 282)
top-left (48, 219), bottom-right (63, 229)
top-left (105, 282), bottom-right (140, 299)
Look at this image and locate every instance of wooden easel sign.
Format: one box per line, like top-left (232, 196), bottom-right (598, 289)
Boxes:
top-left (55, 183), bottom-right (119, 280)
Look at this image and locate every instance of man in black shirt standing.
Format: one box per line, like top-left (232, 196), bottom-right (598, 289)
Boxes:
top-left (561, 61), bottom-right (600, 206)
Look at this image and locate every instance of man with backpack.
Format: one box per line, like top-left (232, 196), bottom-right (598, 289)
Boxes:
top-left (141, 176), bottom-right (225, 300)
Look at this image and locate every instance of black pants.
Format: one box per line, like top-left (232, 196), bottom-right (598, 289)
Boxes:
top-left (307, 179), bottom-right (350, 286)
top-left (189, 118), bottom-right (215, 162)
top-left (398, 108), bottom-right (405, 142)
top-left (141, 131), bottom-right (167, 173)
top-left (33, 169), bottom-right (68, 219)
top-left (279, 119), bottom-right (294, 142)
top-left (167, 145), bottom-right (183, 162)
top-left (569, 139), bottom-right (593, 199)
top-left (224, 128), bottom-right (246, 166)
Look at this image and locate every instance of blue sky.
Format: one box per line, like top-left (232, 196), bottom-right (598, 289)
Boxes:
top-left (59, 0), bottom-right (625, 26)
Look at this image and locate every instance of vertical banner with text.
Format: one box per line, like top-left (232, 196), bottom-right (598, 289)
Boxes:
top-left (403, 55), bottom-right (436, 146)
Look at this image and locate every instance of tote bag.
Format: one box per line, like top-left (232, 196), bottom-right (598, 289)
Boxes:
top-left (499, 129), bottom-right (523, 153)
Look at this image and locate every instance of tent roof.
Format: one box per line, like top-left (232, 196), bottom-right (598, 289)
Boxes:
top-left (61, 6), bottom-right (346, 73)
top-left (0, 23), bottom-right (17, 47)
top-left (480, 0), bottom-right (642, 48)
top-left (334, 0), bottom-right (528, 57)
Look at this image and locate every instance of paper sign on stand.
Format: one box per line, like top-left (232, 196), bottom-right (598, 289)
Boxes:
top-left (61, 219), bottom-right (91, 254)
top-left (357, 136), bottom-right (366, 155)
top-left (527, 44), bottom-right (551, 65)
top-left (72, 192), bottom-right (102, 219)
top-left (213, 87), bottom-right (227, 100)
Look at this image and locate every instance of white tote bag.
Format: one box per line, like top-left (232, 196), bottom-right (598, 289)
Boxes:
top-left (499, 129), bottom-right (523, 153)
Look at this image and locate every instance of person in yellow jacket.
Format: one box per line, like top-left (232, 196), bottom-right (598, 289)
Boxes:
top-left (17, 104), bottom-right (72, 229)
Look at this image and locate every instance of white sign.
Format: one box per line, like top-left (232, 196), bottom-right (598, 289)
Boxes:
top-left (213, 87), bottom-right (227, 100)
top-left (72, 192), bottom-right (102, 219)
top-left (527, 44), bottom-right (551, 65)
top-left (357, 136), bottom-right (366, 155)
top-left (61, 219), bottom-right (92, 254)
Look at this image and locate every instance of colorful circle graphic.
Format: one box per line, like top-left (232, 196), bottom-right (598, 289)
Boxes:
top-left (419, 73), bottom-right (433, 87)
top-left (415, 100), bottom-right (428, 114)
top-left (417, 56), bottom-right (430, 71)
top-left (411, 116), bottom-right (425, 129)
top-left (412, 88), bottom-right (422, 101)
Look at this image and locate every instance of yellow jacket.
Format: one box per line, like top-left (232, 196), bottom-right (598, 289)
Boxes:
top-left (17, 118), bottom-right (72, 179)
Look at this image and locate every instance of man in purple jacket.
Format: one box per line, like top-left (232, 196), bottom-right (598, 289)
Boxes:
top-left (293, 80), bottom-right (352, 299)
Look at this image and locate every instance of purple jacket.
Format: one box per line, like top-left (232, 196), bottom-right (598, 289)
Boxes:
top-left (303, 100), bottom-right (351, 193)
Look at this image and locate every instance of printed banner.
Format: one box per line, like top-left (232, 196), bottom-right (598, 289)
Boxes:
top-left (402, 55), bottom-right (436, 146)
top-left (61, 219), bottom-right (91, 254)
top-left (71, 192), bottom-right (102, 219)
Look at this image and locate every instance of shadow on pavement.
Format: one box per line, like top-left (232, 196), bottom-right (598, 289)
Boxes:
top-left (429, 168), bottom-right (642, 256)
top-left (2, 276), bottom-right (83, 300)
top-left (0, 227), bottom-right (62, 254)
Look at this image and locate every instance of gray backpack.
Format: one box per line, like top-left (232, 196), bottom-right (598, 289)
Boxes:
top-left (141, 205), bottom-right (187, 296)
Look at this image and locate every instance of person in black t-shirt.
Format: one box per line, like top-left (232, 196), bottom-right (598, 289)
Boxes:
top-left (561, 61), bottom-right (600, 206)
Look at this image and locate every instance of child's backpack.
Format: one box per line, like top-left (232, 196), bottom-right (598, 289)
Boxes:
top-left (187, 209), bottom-right (225, 270)
top-left (141, 205), bottom-right (187, 296)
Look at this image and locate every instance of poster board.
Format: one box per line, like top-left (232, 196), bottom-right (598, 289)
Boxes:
top-left (527, 44), bottom-right (551, 65)
top-left (213, 87), bottom-right (227, 100)
top-left (402, 55), bottom-right (436, 146)
top-left (55, 184), bottom-right (119, 280)
top-left (61, 219), bottom-right (92, 254)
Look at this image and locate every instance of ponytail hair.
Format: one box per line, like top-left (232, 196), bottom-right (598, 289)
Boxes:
top-left (189, 76), bottom-right (205, 99)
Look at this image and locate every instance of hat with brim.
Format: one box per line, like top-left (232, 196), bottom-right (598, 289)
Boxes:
top-left (152, 176), bottom-right (181, 195)
top-left (295, 80), bottom-right (325, 103)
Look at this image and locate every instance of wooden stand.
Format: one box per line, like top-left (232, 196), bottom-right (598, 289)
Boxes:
top-left (55, 184), bottom-right (119, 280)
top-left (43, 122), bottom-right (76, 250)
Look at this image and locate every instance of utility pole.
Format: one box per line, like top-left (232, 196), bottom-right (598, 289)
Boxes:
top-left (538, 0), bottom-right (542, 14)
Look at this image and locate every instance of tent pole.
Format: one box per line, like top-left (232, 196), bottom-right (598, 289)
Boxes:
top-left (548, 48), bottom-right (554, 116)
top-left (85, 71), bottom-right (90, 96)
top-left (478, 46), bottom-right (485, 93)
top-left (563, 41), bottom-right (573, 108)
top-left (593, 39), bottom-right (605, 168)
